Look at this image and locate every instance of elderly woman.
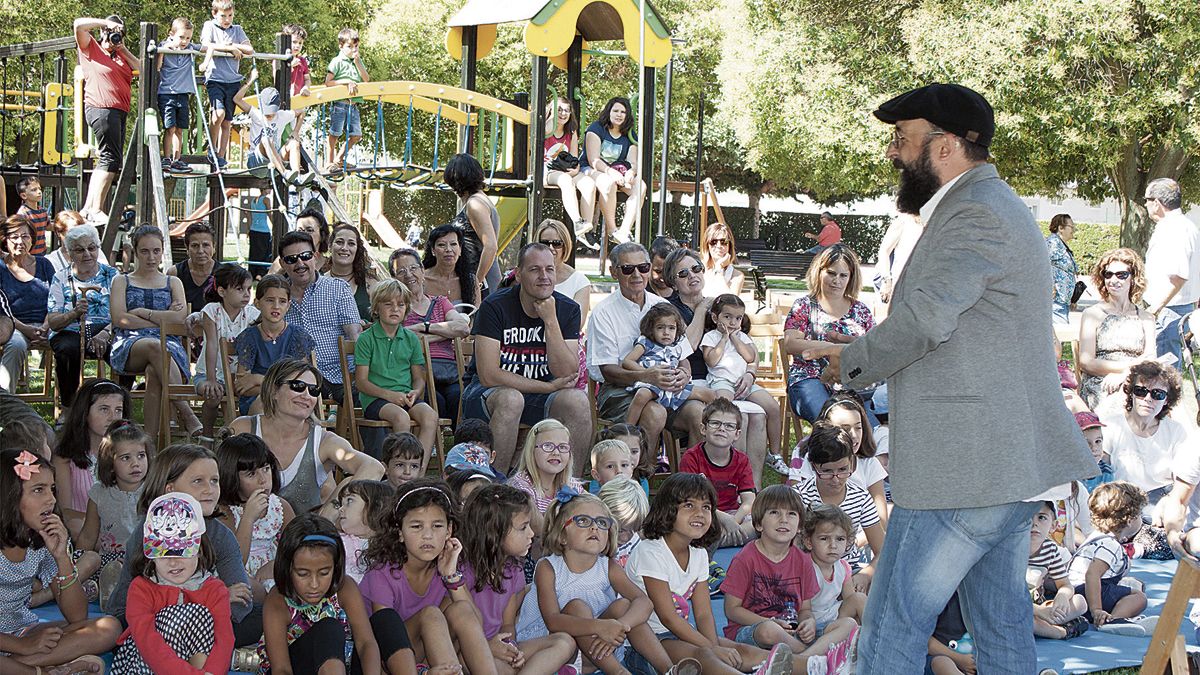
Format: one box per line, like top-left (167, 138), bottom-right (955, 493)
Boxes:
top-left (701, 222), bottom-right (744, 296)
top-left (422, 222), bottom-right (479, 308)
top-left (229, 358), bottom-right (384, 513)
top-left (535, 218), bottom-right (592, 319)
top-left (662, 246), bottom-right (776, 482)
top-left (1101, 361), bottom-right (1191, 518)
top-left (390, 247), bottom-right (470, 423)
top-left (783, 244), bottom-right (876, 423)
top-left (324, 222), bottom-right (381, 322)
top-left (110, 225), bottom-right (200, 442)
top-left (46, 224), bottom-right (119, 407)
top-left (167, 221), bottom-right (221, 313)
top-left (1046, 213), bottom-right (1079, 324)
top-left (46, 210), bottom-right (110, 275)
top-left (0, 215), bottom-right (56, 392)
top-left (1078, 248), bottom-right (1156, 410)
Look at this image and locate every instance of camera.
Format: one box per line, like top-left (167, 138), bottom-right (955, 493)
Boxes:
top-left (105, 29), bottom-right (124, 44)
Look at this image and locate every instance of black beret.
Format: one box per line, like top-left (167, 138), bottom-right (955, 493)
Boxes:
top-left (873, 83), bottom-right (995, 149)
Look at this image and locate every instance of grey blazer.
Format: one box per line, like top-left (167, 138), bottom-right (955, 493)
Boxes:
top-left (841, 164), bottom-right (1096, 509)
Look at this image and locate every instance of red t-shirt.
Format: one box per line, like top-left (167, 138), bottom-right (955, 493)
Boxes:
top-left (290, 55), bottom-right (310, 96)
top-left (78, 38), bottom-right (134, 111)
top-left (679, 442), bottom-right (756, 513)
top-left (722, 542), bottom-right (820, 639)
top-left (816, 221), bottom-right (842, 247)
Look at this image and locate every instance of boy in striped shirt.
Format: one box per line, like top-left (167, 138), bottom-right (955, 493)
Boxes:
top-left (1029, 501), bottom-right (1088, 639)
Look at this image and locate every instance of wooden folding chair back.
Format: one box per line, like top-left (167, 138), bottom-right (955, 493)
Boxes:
top-left (336, 337), bottom-right (391, 450)
top-left (420, 338), bottom-right (449, 472)
top-left (453, 336), bottom-right (474, 421)
top-left (158, 322), bottom-right (204, 449)
top-left (777, 336), bottom-right (808, 455)
top-left (218, 339), bottom-right (240, 424)
top-left (1140, 558), bottom-right (1200, 674)
top-left (6, 344), bottom-right (55, 408)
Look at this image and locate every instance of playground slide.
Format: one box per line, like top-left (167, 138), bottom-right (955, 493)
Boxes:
top-left (360, 193), bottom-right (528, 255)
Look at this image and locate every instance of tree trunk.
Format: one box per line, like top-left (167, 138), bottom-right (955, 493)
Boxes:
top-left (748, 189), bottom-right (761, 238)
top-left (1108, 138), bottom-right (1191, 255)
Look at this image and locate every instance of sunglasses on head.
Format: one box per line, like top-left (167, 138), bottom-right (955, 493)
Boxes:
top-left (618, 262), bottom-right (651, 275)
top-left (281, 250), bottom-right (315, 265)
top-left (283, 379), bottom-right (320, 397)
top-left (1102, 270), bottom-right (1131, 280)
top-left (539, 239), bottom-right (565, 250)
top-left (1130, 384), bottom-right (1168, 401)
top-left (676, 263), bottom-right (704, 279)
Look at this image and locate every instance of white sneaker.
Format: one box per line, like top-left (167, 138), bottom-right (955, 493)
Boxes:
top-left (83, 210), bottom-right (109, 225)
top-left (611, 227), bottom-right (632, 244)
top-left (754, 643), bottom-right (794, 675)
top-left (1097, 617), bottom-right (1146, 636)
top-left (574, 219), bottom-right (593, 237)
top-left (766, 452), bottom-right (791, 476)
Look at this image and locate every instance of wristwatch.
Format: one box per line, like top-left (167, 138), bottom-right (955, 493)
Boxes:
top-left (423, 321), bottom-right (431, 333)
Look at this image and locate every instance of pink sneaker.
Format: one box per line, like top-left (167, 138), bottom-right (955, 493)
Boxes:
top-left (826, 626), bottom-right (859, 675)
top-left (755, 643), bottom-right (794, 675)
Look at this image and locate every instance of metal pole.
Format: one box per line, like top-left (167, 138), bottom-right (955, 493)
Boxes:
top-left (528, 55), bottom-right (549, 244)
top-left (459, 26), bottom-right (478, 154)
top-left (657, 56), bottom-right (674, 237)
top-left (692, 94), bottom-right (704, 246)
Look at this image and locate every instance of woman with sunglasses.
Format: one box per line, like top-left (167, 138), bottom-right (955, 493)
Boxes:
top-left (1102, 360), bottom-right (1189, 518)
top-left (228, 358), bottom-right (384, 514)
top-left (701, 222), bottom-right (744, 296)
top-left (536, 218), bottom-right (592, 320)
top-left (1079, 248), bottom-right (1156, 410)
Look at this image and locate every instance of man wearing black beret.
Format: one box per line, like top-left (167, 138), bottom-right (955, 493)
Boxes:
top-left (806, 83), bottom-right (1096, 673)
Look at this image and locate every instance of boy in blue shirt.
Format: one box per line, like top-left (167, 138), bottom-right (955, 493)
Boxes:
top-left (157, 17), bottom-right (202, 173)
top-left (200, 0), bottom-right (253, 169)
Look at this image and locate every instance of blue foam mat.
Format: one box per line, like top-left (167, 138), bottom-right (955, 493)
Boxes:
top-left (30, 555), bottom-right (1197, 674)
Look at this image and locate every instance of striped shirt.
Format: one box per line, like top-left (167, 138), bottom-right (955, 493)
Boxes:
top-left (1028, 538), bottom-right (1068, 581)
top-left (0, 288), bottom-right (11, 318)
top-left (16, 205), bottom-right (48, 255)
top-left (796, 479), bottom-right (880, 572)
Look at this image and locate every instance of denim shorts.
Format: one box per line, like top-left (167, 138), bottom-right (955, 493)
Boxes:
top-left (206, 80), bottom-right (239, 115)
top-left (158, 93), bottom-right (191, 129)
top-left (329, 101), bottom-right (362, 137)
top-left (622, 631), bottom-right (679, 675)
top-left (461, 379), bottom-right (559, 426)
top-left (734, 621), bottom-right (772, 647)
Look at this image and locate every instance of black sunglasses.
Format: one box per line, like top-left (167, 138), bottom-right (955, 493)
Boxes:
top-left (708, 238), bottom-right (729, 246)
top-left (539, 239), bottom-right (565, 250)
top-left (1130, 384), bottom-right (1168, 401)
top-left (283, 379), bottom-right (320, 397)
top-left (1102, 270), bottom-right (1131, 280)
top-left (281, 250), bottom-right (315, 265)
top-left (676, 263), bottom-right (704, 279)
top-left (618, 262), bottom-right (651, 275)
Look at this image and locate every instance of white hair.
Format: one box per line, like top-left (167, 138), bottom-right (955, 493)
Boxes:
top-left (63, 224), bottom-right (101, 250)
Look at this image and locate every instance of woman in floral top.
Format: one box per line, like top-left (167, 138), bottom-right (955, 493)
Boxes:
top-left (783, 244), bottom-right (876, 422)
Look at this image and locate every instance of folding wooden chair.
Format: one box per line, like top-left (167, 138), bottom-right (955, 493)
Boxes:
top-left (420, 339), bottom-right (451, 472)
top-left (1140, 558), bottom-right (1200, 674)
top-left (219, 339), bottom-right (240, 424)
top-left (453, 335), bottom-right (474, 422)
top-left (7, 344), bottom-right (55, 408)
top-left (336, 337), bottom-right (392, 450)
top-left (777, 336), bottom-right (808, 452)
top-left (158, 322), bottom-right (206, 449)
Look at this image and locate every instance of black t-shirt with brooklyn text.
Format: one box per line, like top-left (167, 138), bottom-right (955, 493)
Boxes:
top-left (466, 286), bottom-right (581, 384)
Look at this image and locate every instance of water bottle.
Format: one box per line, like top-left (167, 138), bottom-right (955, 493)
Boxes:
top-left (954, 633), bottom-right (974, 654)
top-left (779, 601), bottom-right (799, 628)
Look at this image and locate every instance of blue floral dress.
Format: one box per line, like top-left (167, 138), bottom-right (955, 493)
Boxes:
top-left (110, 275), bottom-right (189, 381)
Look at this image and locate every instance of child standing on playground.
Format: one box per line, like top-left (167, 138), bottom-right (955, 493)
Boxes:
top-left (324, 28), bottom-right (369, 173)
top-left (200, 0), bottom-right (253, 169)
top-left (15, 177), bottom-right (48, 255)
top-left (233, 74), bottom-right (302, 176)
top-left (282, 24), bottom-right (310, 98)
top-left (353, 279), bottom-right (439, 467)
top-left (156, 17), bottom-right (201, 174)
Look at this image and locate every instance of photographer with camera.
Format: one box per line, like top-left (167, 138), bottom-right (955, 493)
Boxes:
top-left (74, 15), bottom-right (139, 225)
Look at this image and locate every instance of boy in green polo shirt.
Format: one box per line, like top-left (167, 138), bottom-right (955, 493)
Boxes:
top-left (353, 278), bottom-right (438, 470)
top-left (324, 27), bottom-right (369, 172)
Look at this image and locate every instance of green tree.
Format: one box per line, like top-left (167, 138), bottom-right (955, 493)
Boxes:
top-left (720, 0), bottom-right (1200, 252)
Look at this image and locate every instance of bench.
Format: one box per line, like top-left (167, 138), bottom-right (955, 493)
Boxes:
top-left (736, 236), bottom-right (777, 255)
top-left (748, 250), bottom-right (815, 279)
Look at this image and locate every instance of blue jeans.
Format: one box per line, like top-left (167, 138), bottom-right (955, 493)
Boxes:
top-left (1051, 300), bottom-right (1070, 325)
top-left (1155, 303), bottom-right (1194, 367)
top-left (856, 501), bottom-right (1041, 675)
top-left (788, 376), bottom-right (879, 426)
top-left (329, 101), bottom-right (362, 138)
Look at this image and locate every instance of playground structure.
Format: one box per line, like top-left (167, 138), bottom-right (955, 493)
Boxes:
top-left (0, 0), bottom-right (690, 271)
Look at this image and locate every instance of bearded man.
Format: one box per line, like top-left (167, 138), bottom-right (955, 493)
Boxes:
top-left (805, 83), bottom-right (1096, 674)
